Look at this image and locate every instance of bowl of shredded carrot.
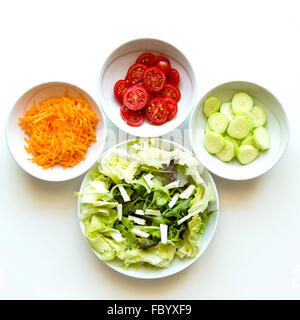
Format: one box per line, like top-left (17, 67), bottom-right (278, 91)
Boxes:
top-left (6, 82), bottom-right (107, 181)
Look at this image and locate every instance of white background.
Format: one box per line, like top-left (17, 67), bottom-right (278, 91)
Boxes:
top-left (0, 0), bottom-right (299, 299)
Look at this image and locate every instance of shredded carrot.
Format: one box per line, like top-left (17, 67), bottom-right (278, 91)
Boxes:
top-left (18, 96), bottom-right (99, 169)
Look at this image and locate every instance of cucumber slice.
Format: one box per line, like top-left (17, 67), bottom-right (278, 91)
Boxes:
top-left (232, 92), bottom-right (253, 114)
top-left (204, 132), bottom-right (225, 154)
top-left (234, 111), bottom-right (255, 132)
top-left (250, 105), bottom-right (267, 127)
top-left (241, 134), bottom-right (257, 148)
top-left (227, 116), bottom-right (253, 139)
top-left (253, 127), bottom-right (270, 150)
top-left (220, 102), bottom-right (234, 121)
top-left (205, 122), bottom-right (212, 133)
top-left (225, 136), bottom-right (239, 155)
top-left (203, 96), bottom-right (222, 117)
top-left (207, 112), bottom-right (229, 134)
top-left (216, 139), bottom-right (235, 162)
top-left (237, 145), bottom-right (258, 165)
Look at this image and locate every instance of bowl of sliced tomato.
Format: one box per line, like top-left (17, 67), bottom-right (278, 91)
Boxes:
top-left (98, 38), bottom-right (197, 137)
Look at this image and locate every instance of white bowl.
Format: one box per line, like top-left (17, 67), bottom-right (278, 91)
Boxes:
top-left (77, 138), bottom-right (219, 279)
top-left (98, 38), bottom-right (197, 137)
top-left (189, 81), bottom-right (289, 180)
top-left (6, 82), bottom-right (107, 182)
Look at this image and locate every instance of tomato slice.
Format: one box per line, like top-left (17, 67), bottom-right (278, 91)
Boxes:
top-left (120, 105), bottom-right (144, 127)
top-left (126, 63), bottom-right (147, 85)
top-left (143, 67), bottom-right (166, 92)
top-left (123, 85), bottom-right (149, 111)
top-left (145, 97), bottom-right (169, 125)
top-left (114, 80), bottom-right (129, 103)
top-left (151, 56), bottom-right (171, 75)
top-left (136, 52), bottom-right (155, 66)
top-left (167, 68), bottom-right (180, 86)
top-left (163, 98), bottom-right (178, 121)
top-left (159, 83), bottom-right (181, 102)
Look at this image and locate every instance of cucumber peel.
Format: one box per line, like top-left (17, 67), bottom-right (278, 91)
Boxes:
top-left (205, 122), bottom-right (212, 133)
top-left (241, 134), bottom-right (257, 148)
top-left (250, 105), bottom-right (267, 127)
top-left (225, 136), bottom-right (239, 155)
top-left (253, 127), bottom-right (270, 150)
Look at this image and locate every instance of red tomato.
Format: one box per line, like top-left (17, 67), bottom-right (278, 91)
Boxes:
top-left (149, 92), bottom-right (160, 99)
top-left (126, 63), bottom-right (147, 85)
top-left (125, 75), bottom-right (143, 87)
top-left (167, 68), bottom-right (180, 86)
top-left (120, 105), bottom-right (144, 127)
top-left (163, 98), bottom-right (178, 121)
top-left (145, 97), bottom-right (169, 125)
top-left (151, 56), bottom-right (171, 74)
top-left (125, 75), bottom-right (130, 85)
top-left (123, 85), bottom-right (149, 111)
top-left (159, 83), bottom-right (181, 102)
top-left (114, 80), bottom-right (129, 103)
top-left (143, 67), bottom-right (166, 92)
top-left (136, 52), bottom-right (155, 66)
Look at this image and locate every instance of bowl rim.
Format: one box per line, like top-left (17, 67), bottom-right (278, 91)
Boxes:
top-left (188, 80), bottom-right (290, 181)
top-left (77, 137), bottom-right (220, 279)
top-left (97, 37), bottom-right (198, 137)
top-left (5, 81), bottom-right (108, 182)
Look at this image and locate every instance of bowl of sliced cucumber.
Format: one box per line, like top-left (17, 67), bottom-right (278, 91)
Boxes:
top-left (189, 81), bottom-right (289, 180)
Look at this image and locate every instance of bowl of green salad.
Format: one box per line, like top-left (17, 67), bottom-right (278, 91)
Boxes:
top-left (189, 81), bottom-right (289, 180)
top-left (76, 138), bottom-right (219, 279)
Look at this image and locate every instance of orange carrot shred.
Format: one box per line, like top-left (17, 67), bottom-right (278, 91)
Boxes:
top-left (18, 96), bottom-right (99, 169)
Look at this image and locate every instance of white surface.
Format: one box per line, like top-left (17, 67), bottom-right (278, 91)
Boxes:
top-left (0, 0), bottom-right (299, 300)
top-left (189, 81), bottom-right (289, 180)
top-left (6, 82), bottom-right (107, 181)
top-left (99, 38), bottom-right (196, 137)
top-left (77, 139), bottom-right (219, 279)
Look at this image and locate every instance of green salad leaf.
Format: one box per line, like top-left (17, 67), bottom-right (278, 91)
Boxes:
top-left (76, 139), bottom-right (216, 268)
top-left (122, 243), bottom-right (177, 268)
top-left (176, 215), bottom-right (202, 259)
top-left (163, 198), bottom-right (192, 218)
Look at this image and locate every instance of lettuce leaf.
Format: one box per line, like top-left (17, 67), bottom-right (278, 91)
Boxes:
top-left (123, 243), bottom-right (176, 268)
top-left (153, 190), bottom-right (169, 207)
top-left (98, 149), bottom-right (138, 184)
top-left (87, 232), bottom-right (125, 260)
top-left (176, 215), bottom-right (202, 259)
top-left (85, 214), bottom-right (123, 242)
top-left (86, 213), bottom-right (118, 231)
top-left (138, 238), bottom-right (159, 249)
top-left (189, 185), bottom-right (204, 208)
top-left (163, 198), bottom-right (192, 218)
top-left (188, 184), bottom-right (214, 214)
top-left (133, 226), bottom-right (161, 239)
top-left (114, 220), bottom-right (139, 249)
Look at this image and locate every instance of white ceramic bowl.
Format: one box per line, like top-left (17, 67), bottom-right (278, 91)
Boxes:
top-left (6, 82), bottom-right (107, 182)
top-left (98, 38), bottom-right (197, 137)
top-left (189, 81), bottom-right (289, 180)
top-left (77, 139), bottom-right (219, 279)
